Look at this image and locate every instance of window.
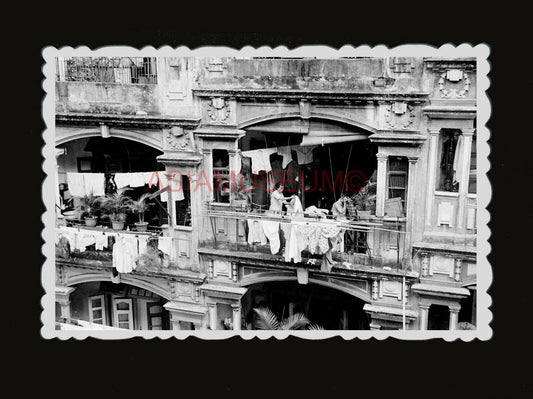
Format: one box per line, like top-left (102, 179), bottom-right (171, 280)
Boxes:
top-left (213, 150), bottom-right (230, 203)
top-left (88, 295), bottom-right (107, 325)
top-left (147, 302), bottom-right (165, 330)
top-left (113, 298), bottom-right (134, 330)
top-left (175, 175), bottom-right (191, 227)
top-left (387, 156), bottom-right (408, 216)
top-left (468, 133), bottom-right (477, 194)
top-left (437, 129), bottom-right (461, 192)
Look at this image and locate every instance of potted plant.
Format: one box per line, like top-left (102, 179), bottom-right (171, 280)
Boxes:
top-left (352, 182), bottom-right (376, 219)
top-left (128, 193), bottom-right (151, 232)
top-left (100, 188), bottom-right (132, 230)
top-left (231, 182), bottom-right (251, 210)
top-left (76, 193), bottom-right (101, 227)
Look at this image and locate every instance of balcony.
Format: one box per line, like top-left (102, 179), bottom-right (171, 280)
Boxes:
top-left (199, 203), bottom-right (409, 275)
top-left (55, 57), bottom-right (160, 116)
top-left (55, 221), bottom-right (196, 275)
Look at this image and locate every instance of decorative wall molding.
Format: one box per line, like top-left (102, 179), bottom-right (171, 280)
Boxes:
top-left (384, 102), bottom-right (416, 129)
top-left (207, 97), bottom-right (231, 123)
top-left (438, 70), bottom-right (471, 98)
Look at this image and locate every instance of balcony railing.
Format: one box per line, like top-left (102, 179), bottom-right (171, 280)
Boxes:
top-left (56, 57), bottom-right (158, 84)
top-left (56, 223), bottom-right (192, 270)
top-left (202, 202), bottom-right (409, 270)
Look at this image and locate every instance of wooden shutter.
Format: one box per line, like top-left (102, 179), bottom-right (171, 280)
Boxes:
top-left (113, 298), bottom-right (134, 330)
top-left (88, 295), bottom-right (107, 325)
top-left (147, 302), bottom-right (165, 330)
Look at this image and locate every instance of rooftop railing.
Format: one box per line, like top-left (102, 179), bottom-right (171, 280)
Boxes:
top-left (56, 57), bottom-right (158, 84)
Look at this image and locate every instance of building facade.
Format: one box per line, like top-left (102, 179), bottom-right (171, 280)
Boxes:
top-left (54, 56), bottom-right (477, 331)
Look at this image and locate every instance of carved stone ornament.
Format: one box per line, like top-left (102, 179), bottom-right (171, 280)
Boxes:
top-left (385, 102), bottom-right (415, 129)
top-left (166, 126), bottom-right (193, 151)
top-left (438, 69), bottom-right (471, 98)
top-left (207, 97), bottom-right (231, 123)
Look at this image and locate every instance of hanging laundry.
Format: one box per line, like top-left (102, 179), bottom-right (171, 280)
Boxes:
top-left (145, 171), bottom-right (160, 186)
top-left (58, 226), bottom-right (78, 250)
top-left (277, 146), bottom-right (293, 169)
top-left (129, 172), bottom-right (146, 188)
top-left (241, 148), bottom-right (277, 174)
top-left (158, 236), bottom-right (173, 257)
top-left (113, 234), bottom-right (139, 274)
top-left (113, 173), bottom-right (131, 189)
top-left (66, 173), bottom-right (86, 197)
top-left (167, 173), bottom-right (185, 201)
top-left (138, 236), bottom-right (149, 255)
top-left (247, 219), bottom-right (267, 245)
top-left (83, 173), bottom-right (105, 196)
top-left (260, 219), bottom-right (281, 254)
top-left (291, 145), bottom-right (316, 165)
top-left (158, 173), bottom-right (169, 202)
top-left (95, 233), bottom-right (108, 251)
top-left (76, 232), bottom-right (96, 252)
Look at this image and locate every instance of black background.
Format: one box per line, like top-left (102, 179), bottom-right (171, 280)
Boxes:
top-left (6, 15), bottom-right (532, 397)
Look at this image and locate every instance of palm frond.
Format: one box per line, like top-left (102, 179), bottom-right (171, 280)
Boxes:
top-left (253, 307), bottom-right (280, 330)
top-left (307, 323), bottom-right (324, 330)
top-left (279, 313), bottom-right (310, 330)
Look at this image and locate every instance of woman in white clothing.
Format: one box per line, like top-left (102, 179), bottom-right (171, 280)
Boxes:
top-left (269, 183), bottom-right (294, 213)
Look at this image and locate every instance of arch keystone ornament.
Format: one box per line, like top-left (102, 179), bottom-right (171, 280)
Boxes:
top-left (438, 69), bottom-right (471, 98)
top-left (384, 101), bottom-right (415, 129)
top-left (207, 97), bottom-right (231, 123)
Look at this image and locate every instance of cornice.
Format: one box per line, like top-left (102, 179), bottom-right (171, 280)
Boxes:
top-left (55, 112), bottom-right (201, 130)
top-left (193, 88), bottom-right (429, 104)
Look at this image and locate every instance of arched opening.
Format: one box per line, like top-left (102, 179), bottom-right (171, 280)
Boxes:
top-left (241, 281), bottom-right (370, 330)
top-left (58, 281), bottom-right (170, 330)
top-left (56, 137), bottom-right (176, 230)
top-left (236, 117), bottom-right (378, 212)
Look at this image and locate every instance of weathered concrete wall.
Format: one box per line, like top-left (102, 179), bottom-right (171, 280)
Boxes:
top-left (56, 81), bottom-right (160, 115)
top-left (196, 57), bottom-right (428, 93)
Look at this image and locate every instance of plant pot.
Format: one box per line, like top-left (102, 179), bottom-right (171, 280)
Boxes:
top-left (135, 222), bottom-right (149, 232)
top-left (357, 210), bottom-right (372, 220)
top-left (84, 217), bottom-right (98, 227)
top-left (112, 221), bottom-right (125, 230)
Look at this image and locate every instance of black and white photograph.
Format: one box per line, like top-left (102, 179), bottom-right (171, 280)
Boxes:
top-left (41, 45), bottom-right (491, 339)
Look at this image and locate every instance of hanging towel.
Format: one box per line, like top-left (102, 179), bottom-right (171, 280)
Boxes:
top-left (129, 172), bottom-right (146, 188)
top-left (291, 145), bottom-right (316, 165)
top-left (83, 173), bottom-right (105, 196)
top-left (241, 148), bottom-right (277, 174)
top-left (77, 232), bottom-right (96, 252)
top-left (159, 174), bottom-right (169, 202)
top-left (145, 171), bottom-right (160, 186)
top-left (66, 173), bottom-right (86, 197)
top-left (277, 146), bottom-right (293, 169)
top-left (261, 218), bottom-right (281, 255)
top-left (158, 236), bottom-right (173, 257)
top-left (247, 219), bottom-right (268, 245)
top-left (113, 173), bottom-right (131, 189)
top-left (94, 233), bottom-right (108, 251)
top-left (138, 236), bottom-right (149, 255)
top-left (168, 173), bottom-right (185, 201)
top-left (113, 235), bottom-right (139, 274)
top-left (453, 135), bottom-right (464, 187)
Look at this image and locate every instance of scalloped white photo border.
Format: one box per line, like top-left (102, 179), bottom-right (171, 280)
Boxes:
top-left (41, 44), bottom-right (492, 340)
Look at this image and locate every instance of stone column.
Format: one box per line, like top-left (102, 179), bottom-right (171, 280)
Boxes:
top-left (202, 148), bottom-right (214, 202)
top-left (207, 302), bottom-right (217, 330)
top-left (55, 286), bottom-right (76, 320)
top-left (165, 169), bottom-right (176, 229)
top-left (419, 303), bottom-right (430, 330)
top-left (449, 305), bottom-right (461, 330)
top-left (457, 128), bottom-right (474, 229)
top-left (231, 304), bottom-right (242, 331)
top-left (405, 156), bottom-right (419, 256)
top-left (425, 129), bottom-right (441, 226)
top-left (375, 152), bottom-right (388, 217)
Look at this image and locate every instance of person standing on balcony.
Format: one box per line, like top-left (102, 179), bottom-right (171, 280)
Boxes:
top-left (270, 183), bottom-right (294, 214)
